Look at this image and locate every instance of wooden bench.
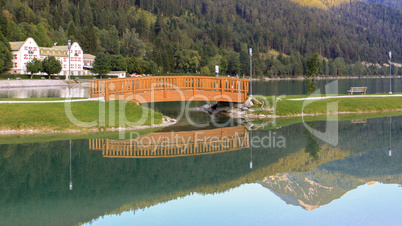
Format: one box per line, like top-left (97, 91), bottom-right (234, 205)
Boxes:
top-left (348, 87), bottom-right (367, 95)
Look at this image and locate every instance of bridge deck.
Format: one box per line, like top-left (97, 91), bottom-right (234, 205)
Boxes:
top-left (89, 76), bottom-right (249, 103)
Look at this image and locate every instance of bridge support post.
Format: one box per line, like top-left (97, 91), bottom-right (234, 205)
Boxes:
top-left (105, 84), bottom-right (109, 102)
top-left (164, 77), bottom-right (167, 98)
top-left (221, 79), bottom-right (224, 95)
top-left (193, 77), bottom-right (196, 96)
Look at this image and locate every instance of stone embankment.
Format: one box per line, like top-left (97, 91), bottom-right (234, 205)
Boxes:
top-left (0, 80), bottom-right (70, 88)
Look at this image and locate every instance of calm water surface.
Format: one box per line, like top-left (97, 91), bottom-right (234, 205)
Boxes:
top-left (0, 78), bottom-right (400, 98)
top-left (252, 77), bottom-right (401, 96)
top-left (0, 113), bottom-right (401, 225)
top-left (1, 78), bottom-right (401, 225)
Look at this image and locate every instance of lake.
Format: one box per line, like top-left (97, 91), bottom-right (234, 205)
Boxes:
top-left (0, 78), bottom-right (400, 98)
top-left (0, 78), bottom-right (401, 225)
top-left (0, 111), bottom-right (401, 225)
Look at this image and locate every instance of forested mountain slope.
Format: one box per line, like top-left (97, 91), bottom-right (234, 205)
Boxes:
top-left (0, 0), bottom-right (400, 76)
top-left (362, 0), bottom-right (402, 9)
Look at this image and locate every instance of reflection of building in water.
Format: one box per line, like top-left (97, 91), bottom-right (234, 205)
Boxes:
top-left (89, 126), bottom-right (249, 158)
top-left (0, 86), bottom-right (89, 98)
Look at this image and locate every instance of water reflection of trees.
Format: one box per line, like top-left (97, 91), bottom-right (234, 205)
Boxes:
top-left (304, 122), bottom-right (321, 160)
top-left (0, 116), bottom-right (401, 224)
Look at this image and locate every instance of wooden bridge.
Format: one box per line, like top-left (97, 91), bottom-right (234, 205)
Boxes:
top-left (89, 126), bottom-right (249, 158)
top-left (89, 76), bottom-right (249, 103)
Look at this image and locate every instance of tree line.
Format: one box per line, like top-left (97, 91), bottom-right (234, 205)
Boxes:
top-left (0, 0), bottom-right (401, 77)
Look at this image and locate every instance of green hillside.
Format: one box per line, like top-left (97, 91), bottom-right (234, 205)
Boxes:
top-left (0, 0), bottom-right (401, 77)
top-left (362, 0), bottom-right (402, 9)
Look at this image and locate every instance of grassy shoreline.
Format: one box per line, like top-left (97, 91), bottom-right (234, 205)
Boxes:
top-left (0, 100), bottom-right (165, 134)
top-left (251, 95), bottom-right (402, 117)
top-left (0, 95), bottom-right (400, 137)
top-left (1, 112), bottom-right (399, 145)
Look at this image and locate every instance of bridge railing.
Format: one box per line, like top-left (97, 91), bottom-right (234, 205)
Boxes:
top-left (89, 76), bottom-right (249, 102)
top-left (89, 126), bottom-right (249, 158)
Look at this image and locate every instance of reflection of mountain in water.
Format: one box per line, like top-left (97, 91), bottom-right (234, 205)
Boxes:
top-left (261, 173), bottom-right (338, 211)
top-left (260, 147), bottom-right (402, 211)
top-left (0, 116), bottom-right (400, 224)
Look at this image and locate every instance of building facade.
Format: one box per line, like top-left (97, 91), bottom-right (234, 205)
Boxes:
top-left (9, 37), bottom-right (40, 74)
top-left (8, 37), bottom-right (95, 76)
top-left (40, 42), bottom-right (83, 76)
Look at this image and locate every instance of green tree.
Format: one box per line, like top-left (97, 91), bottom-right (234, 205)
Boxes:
top-left (305, 53), bottom-right (321, 94)
top-left (174, 49), bottom-right (200, 73)
top-left (81, 23), bottom-right (99, 54)
top-left (0, 11), bottom-right (11, 40)
top-left (0, 32), bottom-right (12, 73)
top-left (200, 66), bottom-right (211, 76)
top-left (109, 55), bottom-right (127, 71)
top-left (227, 53), bottom-right (240, 76)
top-left (354, 61), bottom-right (365, 76)
top-left (239, 50), bottom-right (249, 76)
top-left (42, 56), bottom-right (62, 78)
top-left (99, 25), bottom-right (120, 54)
top-left (26, 58), bottom-right (42, 79)
top-left (67, 21), bottom-right (77, 41)
top-left (92, 53), bottom-right (111, 79)
top-left (333, 57), bottom-right (347, 76)
top-left (121, 29), bottom-right (145, 57)
top-left (291, 51), bottom-right (303, 76)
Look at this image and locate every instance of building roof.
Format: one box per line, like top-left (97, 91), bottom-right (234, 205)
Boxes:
top-left (9, 41), bottom-right (24, 51)
top-left (83, 54), bottom-right (96, 60)
top-left (40, 46), bottom-right (68, 57)
top-left (48, 45), bottom-right (69, 51)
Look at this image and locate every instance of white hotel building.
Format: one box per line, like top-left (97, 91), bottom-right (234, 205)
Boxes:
top-left (8, 37), bottom-right (95, 76)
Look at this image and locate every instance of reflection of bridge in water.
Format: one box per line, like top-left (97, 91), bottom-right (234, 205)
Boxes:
top-left (89, 126), bottom-right (249, 158)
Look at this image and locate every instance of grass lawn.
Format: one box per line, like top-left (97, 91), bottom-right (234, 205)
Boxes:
top-left (252, 93), bottom-right (402, 100)
top-left (252, 95), bottom-right (402, 116)
top-left (252, 111), bottom-right (402, 130)
top-left (0, 100), bottom-right (163, 132)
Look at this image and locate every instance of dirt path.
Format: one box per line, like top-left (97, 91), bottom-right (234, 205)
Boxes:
top-left (0, 97), bottom-right (104, 103)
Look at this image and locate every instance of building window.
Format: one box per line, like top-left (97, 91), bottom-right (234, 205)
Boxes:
top-left (14, 62), bottom-right (17, 68)
top-left (14, 54), bottom-right (17, 59)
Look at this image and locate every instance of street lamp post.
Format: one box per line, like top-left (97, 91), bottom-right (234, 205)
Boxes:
top-left (249, 48), bottom-right (252, 97)
top-left (389, 117), bottom-right (392, 157)
top-left (68, 40), bottom-right (71, 97)
top-left (250, 129), bottom-right (253, 169)
top-left (69, 139), bottom-right (73, 190)
top-left (389, 51), bottom-right (392, 94)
